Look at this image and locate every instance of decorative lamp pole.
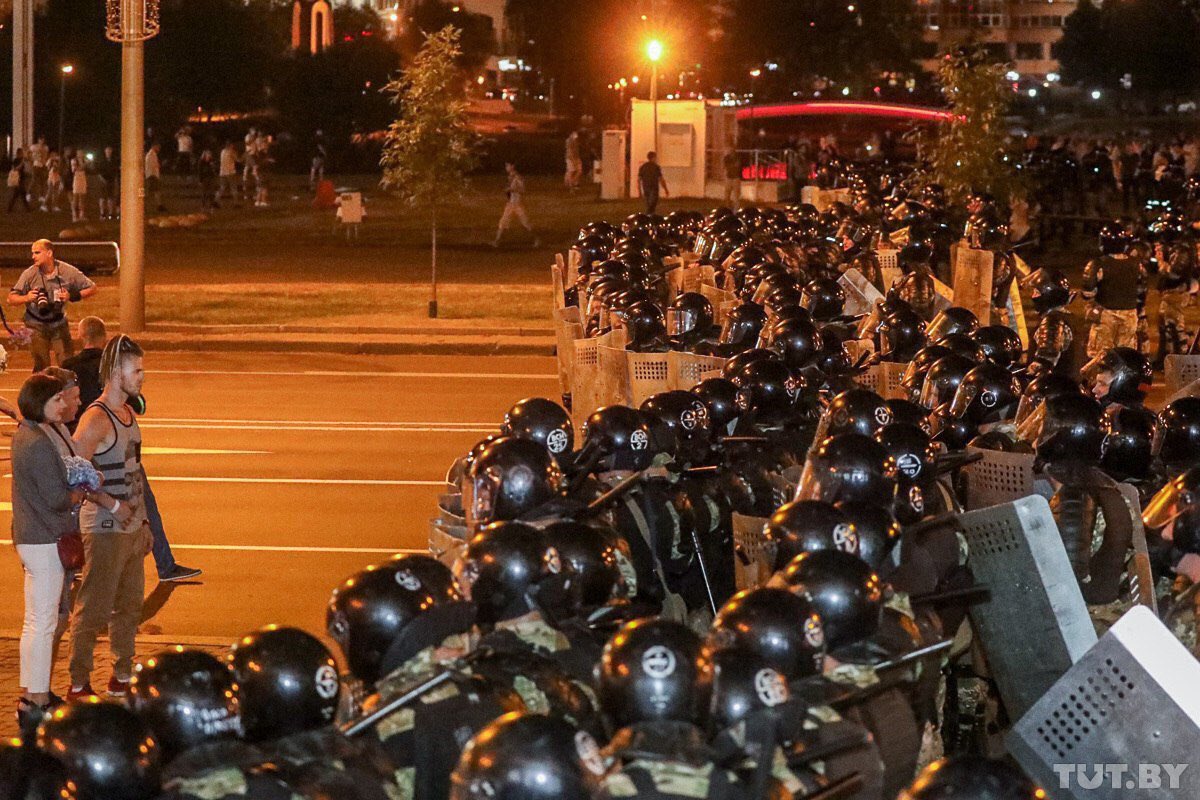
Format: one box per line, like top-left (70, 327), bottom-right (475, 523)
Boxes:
top-left (58, 64), bottom-right (73, 153)
top-left (106, 0), bottom-right (160, 334)
top-left (646, 39), bottom-right (663, 154)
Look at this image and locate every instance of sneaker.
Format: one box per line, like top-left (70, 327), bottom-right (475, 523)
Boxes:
top-left (106, 676), bottom-right (131, 698)
top-left (66, 684), bottom-right (98, 702)
top-left (159, 564), bottom-right (203, 582)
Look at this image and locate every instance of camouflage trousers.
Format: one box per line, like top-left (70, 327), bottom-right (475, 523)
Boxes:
top-left (1086, 308), bottom-right (1140, 359)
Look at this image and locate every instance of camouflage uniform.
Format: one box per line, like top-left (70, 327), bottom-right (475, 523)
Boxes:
top-left (1081, 253), bottom-right (1147, 358)
top-left (599, 721), bottom-right (750, 800)
top-left (367, 642), bottom-right (520, 800)
top-left (253, 727), bottom-right (405, 800)
top-left (159, 741), bottom-right (300, 800)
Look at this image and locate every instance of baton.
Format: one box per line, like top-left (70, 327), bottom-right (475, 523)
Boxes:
top-left (341, 649), bottom-right (490, 737)
top-left (719, 435), bottom-right (772, 444)
top-left (796, 774), bottom-right (866, 800)
top-left (583, 470), bottom-right (648, 516)
top-left (872, 638), bottom-right (954, 673)
top-left (903, 510), bottom-right (960, 538)
top-left (689, 526), bottom-right (719, 616)
top-left (909, 585), bottom-right (991, 607)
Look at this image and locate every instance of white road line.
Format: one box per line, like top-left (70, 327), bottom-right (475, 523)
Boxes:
top-left (145, 417), bottom-right (496, 426)
top-left (149, 476), bottom-right (445, 486)
top-left (0, 538), bottom-right (427, 554)
top-left (139, 423), bottom-right (492, 433)
top-left (145, 369), bottom-right (557, 379)
top-left (142, 447), bottom-right (271, 455)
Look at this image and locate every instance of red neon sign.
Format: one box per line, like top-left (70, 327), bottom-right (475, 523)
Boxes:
top-left (735, 101), bottom-right (957, 122)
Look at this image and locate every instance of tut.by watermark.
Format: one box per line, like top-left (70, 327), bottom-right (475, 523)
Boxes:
top-left (1052, 763), bottom-right (1189, 791)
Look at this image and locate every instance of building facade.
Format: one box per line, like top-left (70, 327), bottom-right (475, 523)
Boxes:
top-left (345, 0), bottom-right (508, 44)
top-left (916, 0), bottom-right (1079, 77)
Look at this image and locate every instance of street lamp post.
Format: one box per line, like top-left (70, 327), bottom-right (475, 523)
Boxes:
top-left (749, 68), bottom-right (761, 200)
top-left (646, 39), bottom-right (663, 154)
top-left (58, 64), bottom-right (73, 153)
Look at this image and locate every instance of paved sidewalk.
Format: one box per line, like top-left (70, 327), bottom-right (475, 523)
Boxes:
top-left (0, 632), bottom-right (229, 739)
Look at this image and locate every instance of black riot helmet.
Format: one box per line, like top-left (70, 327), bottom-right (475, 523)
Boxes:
top-left (902, 345), bottom-right (952, 403)
top-left (465, 436), bottom-right (565, 530)
top-left (502, 398), bottom-right (574, 464)
top-left (777, 550), bottom-right (884, 651)
top-left (326, 554), bottom-right (464, 688)
top-left (1101, 404), bottom-right (1157, 481)
top-left (596, 618), bottom-right (712, 730)
top-left (723, 347), bottom-right (781, 382)
top-left (769, 316), bottom-right (823, 370)
top-left (542, 520), bottom-right (623, 609)
top-left (127, 649), bottom-right (240, 762)
top-left (719, 301), bottom-right (768, 352)
top-left (454, 521), bottom-right (554, 625)
top-left (583, 405), bottom-right (656, 472)
top-left (613, 300), bottom-right (668, 352)
top-left (573, 235), bottom-right (610, 274)
top-left (919, 353), bottom-right (977, 411)
top-left (948, 362), bottom-right (1021, 426)
top-left (833, 501), bottom-right (902, 571)
top-left (1144, 468), bottom-right (1200, 554)
top-left (710, 587), bottom-right (826, 681)
top-left (891, 270), bottom-right (938, 318)
top-left (707, 649), bottom-right (792, 733)
top-left (1033, 392), bottom-right (1104, 466)
top-left (763, 499), bottom-right (860, 571)
top-left (930, 403), bottom-right (976, 450)
top-left (897, 239), bottom-right (934, 270)
top-left (935, 332), bottom-right (987, 362)
top-left (1098, 221), bottom-right (1133, 255)
top-left (885, 398), bottom-right (932, 434)
top-left (641, 390), bottom-right (713, 465)
top-left (796, 432), bottom-right (899, 507)
top-left (734, 359), bottom-right (804, 426)
top-left (1156, 397), bottom-right (1200, 474)
top-left (666, 292), bottom-right (714, 339)
top-left (1081, 347), bottom-right (1153, 406)
top-left (875, 423), bottom-right (938, 488)
top-left (692, 377), bottom-right (741, 436)
top-left (35, 702), bottom-right (161, 800)
top-left (877, 307), bottom-right (928, 363)
top-left (449, 712), bottom-right (605, 800)
top-left (897, 755), bottom-right (1041, 800)
top-left (0, 740), bottom-right (65, 800)
top-left (801, 278), bottom-right (846, 321)
top-left (973, 325), bottom-right (1023, 369)
top-left (1025, 268), bottom-right (1071, 313)
top-left (927, 307), bottom-right (979, 340)
top-left (1014, 372), bottom-right (1081, 430)
top-left (825, 388), bottom-right (894, 438)
top-left (228, 626), bottom-right (340, 742)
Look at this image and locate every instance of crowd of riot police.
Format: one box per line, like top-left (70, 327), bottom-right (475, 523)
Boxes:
top-left (7, 160), bottom-right (1200, 800)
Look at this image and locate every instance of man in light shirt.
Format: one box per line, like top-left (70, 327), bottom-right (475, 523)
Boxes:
top-left (144, 142), bottom-right (165, 212)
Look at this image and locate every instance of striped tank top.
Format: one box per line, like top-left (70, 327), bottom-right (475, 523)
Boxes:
top-left (79, 401), bottom-right (146, 534)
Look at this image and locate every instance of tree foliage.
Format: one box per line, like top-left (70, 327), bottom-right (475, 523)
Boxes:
top-left (921, 45), bottom-right (1019, 205)
top-left (381, 25), bottom-right (476, 208)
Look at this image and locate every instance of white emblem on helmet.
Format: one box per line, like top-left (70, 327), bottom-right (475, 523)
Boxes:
top-left (736, 391), bottom-right (751, 412)
top-left (832, 523), bottom-right (859, 554)
top-left (980, 390), bottom-right (998, 408)
top-left (785, 377), bottom-right (801, 400)
top-left (545, 546), bottom-right (563, 575)
top-left (896, 452), bottom-right (922, 478)
top-left (575, 731), bottom-right (607, 775)
top-left (546, 428), bottom-right (570, 454)
top-left (804, 615), bottom-right (825, 649)
top-left (692, 401), bottom-right (709, 424)
top-left (909, 485), bottom-right (925, 515)
top-left (314, 665), bottom-right (339, 700)
top-left (754, 668), bottom-right (789, 707)
top-left (642, 645), bottom-right (677, 678)
top-left (395, 570), bottom-right (422, 592)
top-left (874, 406), bottom-right (893, 426)
top-left (630, 429), bottom-right (649, 450)
top-left (680, 409), bottom-right (697, 430)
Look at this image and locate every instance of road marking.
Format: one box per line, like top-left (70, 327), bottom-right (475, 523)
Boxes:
top-left (0, 538), bottom-right (428, 555)
top-left (136, 418), bottom-right (496, 434)
top-left (149, 476), bottom-right (445, 486)
top-left (145, 416), bottom-right (496, 427)
top-left (146, 369), bottom-right (557, 379)
top-left (139, 424), bottom-right (492, 433)
top-left (143, 447), bottom-right (271, 455)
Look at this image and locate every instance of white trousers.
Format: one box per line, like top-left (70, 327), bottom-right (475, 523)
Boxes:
top-left (16, 543), bottom-right (64, 693)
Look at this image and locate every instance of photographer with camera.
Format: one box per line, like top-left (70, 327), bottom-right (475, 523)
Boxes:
top-left (7, 239), bottom-right (97, 371)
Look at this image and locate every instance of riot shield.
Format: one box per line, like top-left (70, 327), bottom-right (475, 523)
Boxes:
top-left (554, 306), bottom-right (584, 400)
top-left (875, 248), bottom-right (902, 292)
top-left (1116, 483), bottom-right (1158, 614)
top-left (627, 351), bottom-right (672, 407)
top-left (596, 344), bottom-right (632, 408)
top-left (961, 495), bottom-right (1097, 721)
top-left (429, 517), bottom-right (469, 568)
top-left (1007, 605), bottom-right (1200, 799)
top-left (732, 512), bottom-right (771, 590)
top-left (1164, 354), bottom-right (1200, 397)
top-left (837, 268), bottom-right (884, 318)
top-left (669, 352), bottom-right (727, 391)
top-left (962, 447), bottom-right (1037, 511)
top-left (951, 246), bottom-right (995, 326)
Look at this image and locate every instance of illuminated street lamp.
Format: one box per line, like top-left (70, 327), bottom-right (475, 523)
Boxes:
top-left (646, 38), bottom-right (663, 152)
top-left (58, 63), bottom-right (73, 152)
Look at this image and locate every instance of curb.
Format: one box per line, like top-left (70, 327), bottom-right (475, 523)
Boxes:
top-left (135, 334), bottom-right (557, 357)
top-left (144, 322), bottom-right (554, 338)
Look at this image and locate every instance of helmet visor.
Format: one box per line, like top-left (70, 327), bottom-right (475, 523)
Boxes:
top-left (666, 307), bottom-right (696, 337)
top-left (1143, 475), bottom-right (1200, 529)
top-left (1014, 392), bottom-right (1043, 429)
top-left (918, 373), bottom-right (947, 410)
top-left (947, 381), bottom-right (978, 419)
top-left (463, 467), bottom-right (501, 531)
top-left (1015, 400), bottom-right (1046, 444)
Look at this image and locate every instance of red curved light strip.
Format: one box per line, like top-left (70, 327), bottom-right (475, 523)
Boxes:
top-left (735, 101), bottom-right (957, 122)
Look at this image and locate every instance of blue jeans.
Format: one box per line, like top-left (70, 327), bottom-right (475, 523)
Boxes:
top-left (141, 471), bottom-right (176, 577)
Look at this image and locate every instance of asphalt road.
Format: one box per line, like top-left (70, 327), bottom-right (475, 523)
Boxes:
top-left (0, 350), bottom-right (558, 642)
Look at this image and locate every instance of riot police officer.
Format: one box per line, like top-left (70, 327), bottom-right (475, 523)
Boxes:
top-left (1081, 223), bottom-right (1147, 358)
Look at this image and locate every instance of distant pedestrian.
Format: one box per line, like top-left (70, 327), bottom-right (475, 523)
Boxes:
top-left (493, 162), bottom-right (539, 248)
top-left (174, 126), bottom-right (194, 176)
top-left (637, 151), bottom-right (669, 214)
top-left (253, 135), bottom-right (272, 208)
top-left (310, 130), bottom-right (327, 192)
top-left (564, 130), bottom-right (582, 191)
top-left (69, 155), bottom-right (88, 222)
top-left (219, 140), bottom-right (239, 201)
top-left (196, 149), bottom-right (217, 211)
top-left (67, 335), bottom-right (150, 700)
top-left (722, 149), bottom-right (741, 208)
top-left (98, 146), bottom-right (118, 220)
top-left (62, 316), bottom-right (107, 426)
top-left (7, 240), bottom-right (97, 371)
top-left (145, 142), bottom-right (165, 212)
top-left (44, 153), bottom-right (65, 213)
top-left (7, 148), bottom-right (31, 213)
top-left (28, 136), bottom-right (48, 204)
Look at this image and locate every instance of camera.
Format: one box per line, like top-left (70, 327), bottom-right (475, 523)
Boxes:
top-left (33, 289), bottom-right (50, 313)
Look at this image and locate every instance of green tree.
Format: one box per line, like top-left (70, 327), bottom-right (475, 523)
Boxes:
top-left (380, 25), bottom-right (477, 318)
top-left (921, 45), bottom-right (1019, 205)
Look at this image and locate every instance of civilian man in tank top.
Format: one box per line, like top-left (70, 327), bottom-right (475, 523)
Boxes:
top-left (65, 335), bottom-right (147, 700)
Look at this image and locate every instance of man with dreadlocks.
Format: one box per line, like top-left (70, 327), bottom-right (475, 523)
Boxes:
top-left (65, 335), bottom-right (150, 701)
